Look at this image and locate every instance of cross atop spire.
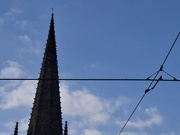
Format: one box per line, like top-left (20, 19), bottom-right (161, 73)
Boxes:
top-left (27, 13), bottom-right (63, 135)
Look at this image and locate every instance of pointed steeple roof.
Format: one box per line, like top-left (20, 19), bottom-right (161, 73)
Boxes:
top-left (27, 13), bottom-right (63, 135)
top-left (64, 121), bottom-right (68, 135)
top-left (13, 122), bottom-right (18, 135)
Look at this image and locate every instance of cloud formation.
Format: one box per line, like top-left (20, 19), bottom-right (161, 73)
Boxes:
top-left (0, 61), bottom-right (24, 78)
top-left (0, 80), bottom-right (36, 109)
top-left (15, 20), bottom-right (28, 29)
top-left (127, 107), bottom-right (163, 129)
top-left (4, 8), bottom-right (22, 17)
top-left (0, 61), bottom-right (36, 109)
top-left (83, 129), bottom-right (103, 135)
top-left (1, 117), bottom-right (29, 135)
top-left (19, 34), bottom-right (31, 43)
top-left (83, 62), bottom-right (100, 69)
top-left (61, 84), bottom-right (110, 124)
top-left (0, 17), bottom-right (4, 26)
top-left (115, 107), bottom-right (163, 130)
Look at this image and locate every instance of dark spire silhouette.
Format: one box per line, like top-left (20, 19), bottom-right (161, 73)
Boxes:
top-left (27, 13), bottom-right (63, 135)
top-left (13, 122), bottom-right (18, 135)
top-left (64, 121), bottom-right (68, 135)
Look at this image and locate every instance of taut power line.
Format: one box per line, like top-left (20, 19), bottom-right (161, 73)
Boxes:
top-left (0, 78), bottom-right (179, 81)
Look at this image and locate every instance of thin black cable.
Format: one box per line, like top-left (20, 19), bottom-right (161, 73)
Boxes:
top-left (162, 70), bottom-right (177, 80)
top-left (118, 32), bottom-right (180, 135)
top-left (146, 71), bottom-right (159, 80)
top-left (0, 78), bottom-right (179, 81)
top-left (118, 93), bottom-right (146, 135)
top-left (161, 32), bottom-right (180, 67)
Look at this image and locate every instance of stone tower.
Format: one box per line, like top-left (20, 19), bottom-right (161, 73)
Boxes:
top-left (27, 13), bottom-right (63, 135)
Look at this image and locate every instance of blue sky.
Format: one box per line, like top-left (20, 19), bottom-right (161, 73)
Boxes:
top-left (0, 0), bottom-right (180, 135)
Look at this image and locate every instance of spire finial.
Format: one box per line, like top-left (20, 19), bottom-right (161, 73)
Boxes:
top-left (51, 8), bottom-right (54, 14)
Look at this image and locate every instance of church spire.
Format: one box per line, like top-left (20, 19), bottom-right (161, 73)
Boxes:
top-left (27, 13), bottom-right (63, 135)
top-left (13, 122), bottom-right (18, 135)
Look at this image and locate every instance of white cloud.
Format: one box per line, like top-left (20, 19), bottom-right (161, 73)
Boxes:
top-left (104, 96), bottom-right (129, 114)
top-left (10, 8), bottom-right (22, 14)
top-left (120, 131), bottom-right (148, 135)
top-left (0, 61), bottom-right (24, 78)
top-left (4, 121), bottom-right (14, 131)
top-left (0, 8), bottom-right (23, 28)
top-left (2, 117), bottom-right (29, 135)
top-left (60, 83), bottom-right (132, 135)
top-left (82, 129), bottom-right (103, 135)
top-left (0, 17), bottom-right (4, 26)
top-left (19, 40), bottom-right (42, 55)
top-left (0, 132), bottom-right (9, 135)
top-left (159, 133), bottom-right (176, 135)
top-left (4, 8), bottom-right (22, 17)
top-left (18, 117), bottom-right (29, 132)
top-left (115, 107), bottom-right (163, 130)
top-left (128, 107), bottom-right (163, 129)
top-left (83, 62), bottom-right (100, 69)
top-left (120, 131), bottom-right (176, 135)
top-left (0, 80), bottom-right (36, 109)
top-left (89, 62), bottom-right (100, 68)
top-left (19, 34), bottom-right (31, 43)
top-left (15, 20), bottom-right (28, 29)
top-left (0, 61), bottom-right (36, 109)
top-left (61, 83), bottom-right (110, 124)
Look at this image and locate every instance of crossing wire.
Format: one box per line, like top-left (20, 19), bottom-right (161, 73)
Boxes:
top-left (118, 32), bottom-right (180, 135)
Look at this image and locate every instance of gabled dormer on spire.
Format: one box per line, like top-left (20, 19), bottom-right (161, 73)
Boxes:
top-left (13, 122), bottom-right (18, 135)
top-left (27, 13), bottom-right (63, 135)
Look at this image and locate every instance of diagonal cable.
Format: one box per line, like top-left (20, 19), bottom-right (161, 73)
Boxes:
top-left (161, 32), bottom-right (180, 67)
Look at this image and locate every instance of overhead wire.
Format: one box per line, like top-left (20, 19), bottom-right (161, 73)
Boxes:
top-left (0, 78), bottom-right (179, 81)
top-left (0, 32), bottom-right (180, 82)
top-left (118, 32), bottom-right (180, 135)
